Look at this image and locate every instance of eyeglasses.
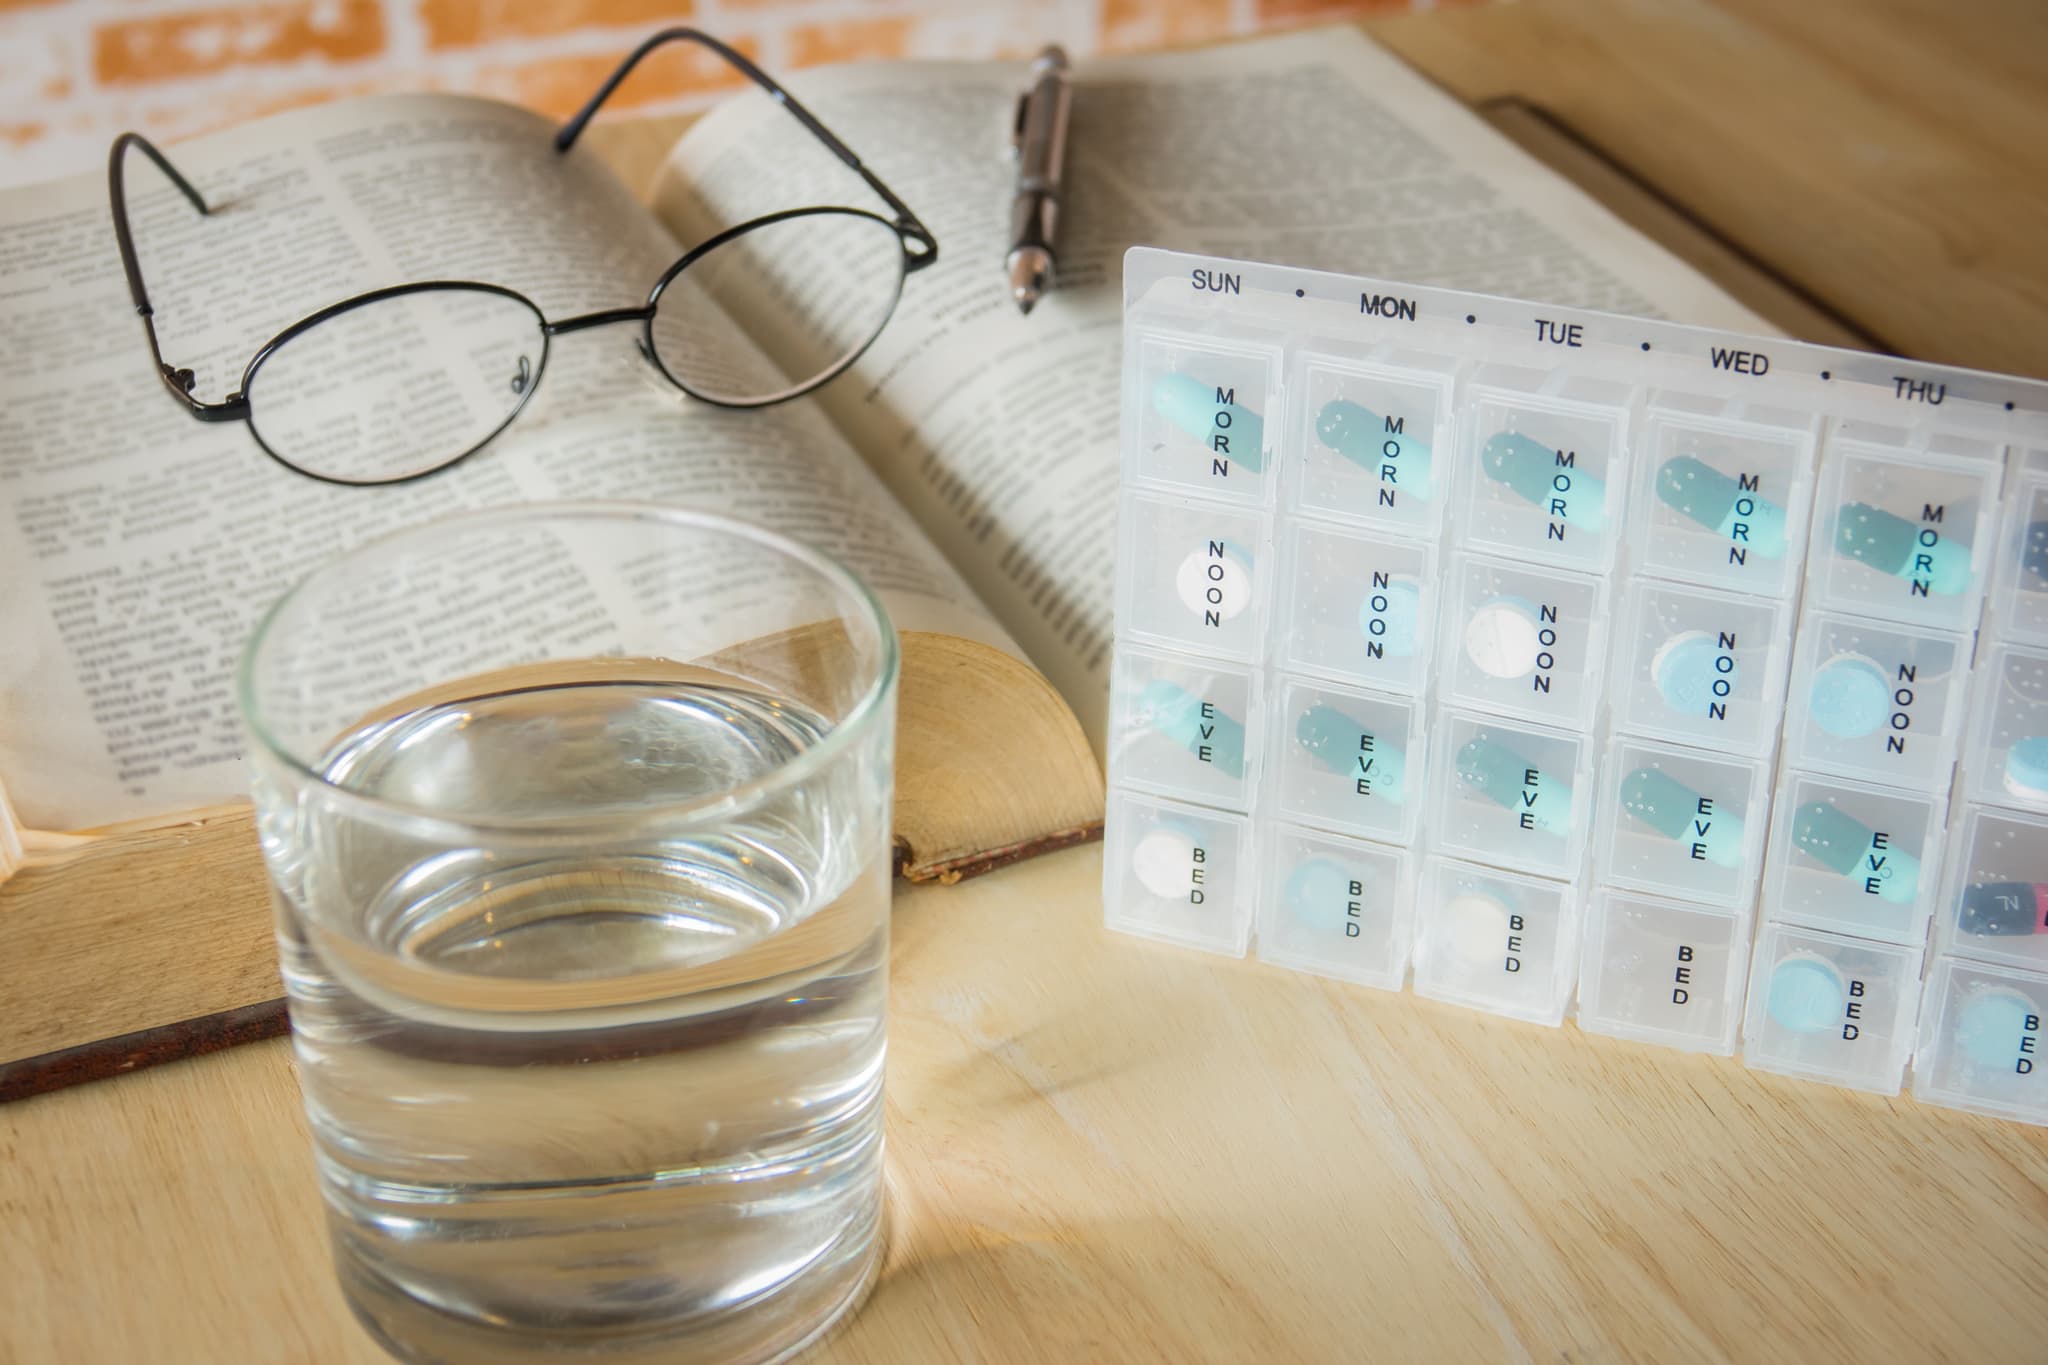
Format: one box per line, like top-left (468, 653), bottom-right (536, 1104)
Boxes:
top-left (107, 28), bottom-right (938, 487)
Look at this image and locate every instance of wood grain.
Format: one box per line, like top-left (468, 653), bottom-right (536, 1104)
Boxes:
top-left (1370, 0), bottom-right (2048, 376)
top-left (6, 844), bottom-right (2047, 1363)
top-left (7, 4), bottom-right (2048, 1361)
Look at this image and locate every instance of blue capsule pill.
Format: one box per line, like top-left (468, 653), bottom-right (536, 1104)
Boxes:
top-left (1316, 398), bottom-right (1434, 500)
top-left (1153, 372), bottom-right (1264, 472)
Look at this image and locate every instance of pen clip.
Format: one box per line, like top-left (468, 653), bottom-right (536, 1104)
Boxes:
top-left (1011, 91), bottom-right (1030, 157)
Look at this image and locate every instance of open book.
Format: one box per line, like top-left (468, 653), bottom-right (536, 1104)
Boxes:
top-left (0, 27), bottom-right (1765, 1085)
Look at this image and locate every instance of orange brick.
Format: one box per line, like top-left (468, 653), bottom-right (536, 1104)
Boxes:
top-left (93, 1), bottom-right (386, 87)
top-left (0, 122), bottom-right (46, 149)
top-left (416, 0), bottom-right (693, 51)
top-left (476, 36), bottom-right (758, 118)
top-left (1254, 0), bottom-right (1412, 21)
top-left (1100, 0), bottom-right (1235, 51)
top-left (787, 17), bottom-right (916, 69)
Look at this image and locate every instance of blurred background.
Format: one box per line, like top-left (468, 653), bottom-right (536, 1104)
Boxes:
top-left (0, 0), bottom-right (1442, 189)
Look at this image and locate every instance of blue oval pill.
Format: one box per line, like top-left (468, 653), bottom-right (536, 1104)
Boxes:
top-left (1957, 988), bottom-right (2036, 1069)
top-left (1357, 578), bottom-right (1421, 658)
top-left (1809, 654), bottom-right (1891, 739)
top-left (1767, 955), bottom-right (1845, 1035)
top-left (2003, 735), bottom-right (2048, 804)
top-left (1651, 631), bottom-right (1732, 716)
top-left (1286, 857), bottom-right (1365, 933)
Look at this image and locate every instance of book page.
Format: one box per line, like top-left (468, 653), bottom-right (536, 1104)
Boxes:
top-left (0, 93), bottom-right (1012, 832)
top-left (650, 27), bottom-right (1773, 749)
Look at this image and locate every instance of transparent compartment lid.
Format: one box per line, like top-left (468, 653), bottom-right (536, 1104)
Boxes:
top-left (1759, 772), bottom-right (1945, 946)
top-left (1454, 386), bottom-right (1632, 573)
top-left (1288, 353), bottom-right (1454, 536)
top-left (1114, 490), bottom-right (1270, 662)
top-left (1426, 710), bottom-right (1594, 881)
top-left (1577, 892), bottom-right (1751, 1055)
top-left (1632, 406), bottom-right (1818, 599)
top-left (1102, 790), bottom-right (1253, 957)
top-left (1274, 523), bottom-right (1435, 696)
top-left (1608, 580), bottom-right (1792, 758)
top-left (1966, 643), bottom-right (2048, 815)
top-left (1106, 644), bottom-right (1260, 811)
top-left (1934, 804), bottom-right (2048, 972)
top-left (1741, 923), bottom-right (1921, 1096)
top-left (1263, 677), bottom-right (1421, 845)
top-left (1438, 553), bottom-right (1608, 731)
top-left (1806, 435), bottom-right (2001, 628)
top-left (1412, 858), bottom-right (1581, 1026)
top-left (1595, 739), bottom-right (1770, 910)
top-left (1254, 823), bottom-right (1413, 991)
top-left (1988, 473), bottom-right (2048, 646)
top-left (1126, 330), bottom-right (1281, 504)
top-left (1913, 956), bottom-right (2048, 1126)
top-left (1780, 611), bottom-right (1969, 788)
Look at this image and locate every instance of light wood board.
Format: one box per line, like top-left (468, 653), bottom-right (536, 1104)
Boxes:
top-left (6, 842), bottom-right (2047, 1362)
top-left (7, 2), bottom-right (2048, 1360)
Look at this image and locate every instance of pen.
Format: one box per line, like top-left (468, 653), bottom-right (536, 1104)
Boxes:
top-left (1007, 45), bottom-right (1071, 315)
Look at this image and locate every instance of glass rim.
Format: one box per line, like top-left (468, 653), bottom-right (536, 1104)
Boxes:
top-left (236, 500), bottom-right (900, 838)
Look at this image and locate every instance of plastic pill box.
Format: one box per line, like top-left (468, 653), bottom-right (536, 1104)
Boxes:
top-left (1106, 246), bottom-right (2048, 1122)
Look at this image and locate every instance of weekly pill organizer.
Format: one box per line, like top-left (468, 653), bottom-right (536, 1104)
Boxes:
top-left (1105, 246), bottom-right (2048, 1124)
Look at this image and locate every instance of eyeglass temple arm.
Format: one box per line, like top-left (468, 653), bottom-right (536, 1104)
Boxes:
top-left (553, 28), bottom-right (938, 270)
top-left (107, 132), bottom-right (249, 421)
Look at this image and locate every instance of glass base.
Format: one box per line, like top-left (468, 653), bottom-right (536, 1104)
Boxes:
top-left (335, 1194), bottom-right (885, 1365)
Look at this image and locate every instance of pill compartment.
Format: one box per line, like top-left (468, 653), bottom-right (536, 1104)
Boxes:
top-left (1988, 474), bottom-right (2048, 645)
top-left (1106, 645), bottom-right (1261, 810)
top-left (1807, 438), bottom-right (2000, 628)
top-left (1264, 676), bottom-right (1422, 844)
top-left (1741, 923), bottom-right (1920, 1095)
top-left (1760, 773), bottom-right (1945, 946)
top-left (1255, 823), bottom-right (1413, 990)
top-left (1289, 355), bottom-right (1454, 537)
top-left (1427, 711), bottom-right (1591, 880)
top-left (1413, 858), bottom-right (1579, 1025)
top-left (1578, 893), bottom-right (1750, 1055)
top-left (1913, 956), bottom-right (2048, 1126)
top-left (1275, 522), bottom-right (1435, 694)
top-left (1630, 409), bottom-right (1817, 599)
top-left (1609, 580), bottom-right (1791, 756)
top-left (1965, 643), bottom-right (2048, 814)
top-left (1127, 334), bottom-right (1280, 503)
top-left (1115, 491), bottom-right (1269, 661)
top-left (1439, 553), bottom-right (1607, 730)
top-left (1102, 789), bottom-right (1253, 956)
top-left (1934, 805), bottom-right (2048, 972)
top-left (1456, 388), bottom-right (1629, 573)
top-left (1780, 611), bottom-right (1969, 788)
top-left (1595, 739), bottom-right (1768, 909)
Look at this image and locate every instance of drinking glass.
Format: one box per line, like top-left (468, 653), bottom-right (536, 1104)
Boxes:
top-left (239, 503), bottom-right (897, 1363)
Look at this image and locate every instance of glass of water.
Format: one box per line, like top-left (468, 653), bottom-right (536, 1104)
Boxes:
top-left (239, 503), bottom-right (896, 1363)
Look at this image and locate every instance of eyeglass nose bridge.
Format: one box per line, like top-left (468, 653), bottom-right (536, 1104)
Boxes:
top-left (543, 305), bottom-right (655, 338)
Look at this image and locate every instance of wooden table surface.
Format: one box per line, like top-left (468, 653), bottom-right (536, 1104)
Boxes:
top-left (7, 3), bottom-right (2048, 1362)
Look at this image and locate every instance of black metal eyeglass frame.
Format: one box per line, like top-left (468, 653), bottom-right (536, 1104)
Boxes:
top-left (107, 27), bottom-right (939, 487)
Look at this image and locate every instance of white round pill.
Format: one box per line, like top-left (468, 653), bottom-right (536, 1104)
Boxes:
top-left (1175, 546), bottom-right (1251, 621)
top-left (1444, 891), bottom-right (1512, 964)
top-left (1133, 827), bottom-right (1197, 899)
top-left (1463, 598), bottom-right (1541, 679)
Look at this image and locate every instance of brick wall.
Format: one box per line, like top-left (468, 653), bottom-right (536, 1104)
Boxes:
top-left (0, 0), bottom-right (1438, 190)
